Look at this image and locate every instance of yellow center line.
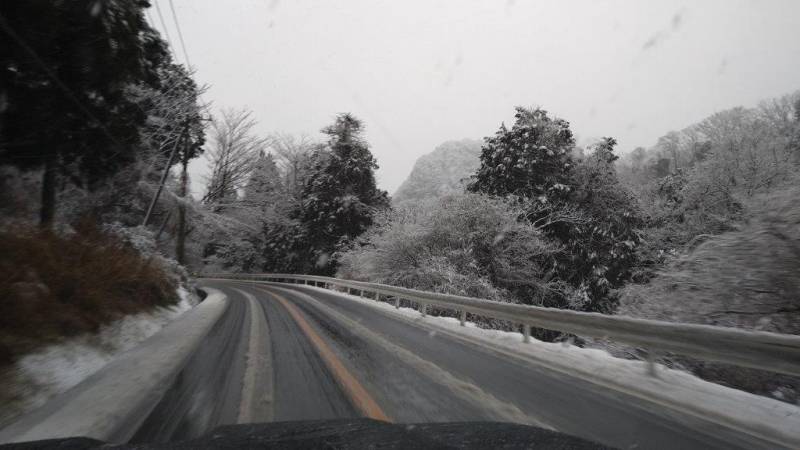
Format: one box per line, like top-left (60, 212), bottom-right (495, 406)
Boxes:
top-left (257, 286), bottom-right (391, 422)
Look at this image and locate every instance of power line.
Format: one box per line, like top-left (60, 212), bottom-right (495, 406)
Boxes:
top-left (153, 0), bottom-right (175, 55)
top-left (145, 8), bottom-right (156, 30)
top-left (146, 6), bottom-right (174, 64)
top-left (150, 0), bottom-right (210, 136)
top-left (167, 0), bottom-right (192, 68)
top-left (165, 0), bottom-right (212, 121)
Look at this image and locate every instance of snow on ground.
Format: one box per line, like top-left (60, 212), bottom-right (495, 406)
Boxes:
top-left (0, 287), bottom-right (196, 427)
top-left (307, 285), bottom-right (800, 445)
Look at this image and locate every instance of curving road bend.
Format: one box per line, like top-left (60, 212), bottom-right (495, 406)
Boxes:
top-left (131, 280), bottom-right (782, 449)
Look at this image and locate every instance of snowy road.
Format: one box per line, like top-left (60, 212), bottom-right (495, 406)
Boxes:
top-left (131, 280), bottom-right (785, 449)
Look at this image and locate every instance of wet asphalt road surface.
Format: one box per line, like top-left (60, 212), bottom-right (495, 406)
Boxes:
top-left (130, 280), bottom-right (783, 449)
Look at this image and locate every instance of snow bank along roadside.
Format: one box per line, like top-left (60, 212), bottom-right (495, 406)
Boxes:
top-left (0, 287), bottom-right (196, 427)
top-left (0, 288), bottom-right (228, 444)
top-left (302, 284), bottom-right (800, 449)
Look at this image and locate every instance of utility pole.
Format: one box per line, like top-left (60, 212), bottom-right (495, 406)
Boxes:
top-left (142, 124), bottom-right (187, 227)
top-left (154, 209), bottom-right (173, 241)
top-left (175, 115), bottom-right (210, 264)
top-left (176, 141), bottom-right (195, 265)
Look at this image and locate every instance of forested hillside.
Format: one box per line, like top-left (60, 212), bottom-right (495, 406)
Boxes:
top-left (608, 91), bottom-right (800, 400)
top-left (614, 90), bottom-right (800, 312)
top-left (342, 107), bottom-right (642, 319)
top-left (338, 94), bottom-right (800, 400)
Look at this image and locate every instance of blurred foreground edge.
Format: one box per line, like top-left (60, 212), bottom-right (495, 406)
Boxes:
top-left (0, 419), bottom-right (612, 449)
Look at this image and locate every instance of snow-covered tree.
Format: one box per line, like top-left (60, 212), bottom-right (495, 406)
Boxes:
top-left (203, 109), bottom-right (265, 206)
top-left (243, 152), bottom-right (283, 208)
top-left (197, 109), bottom-right (270, 271)
top-left (300, 113), bottom-right (389, 274)
top-left (243, 151), bottom-right (303, 273)
top-left (565, 137), bottom-right (643, 310)
top-left (268, 133), bottom-right (317, 203)
top-left (338, 194), bottom-right (559, 300)
top-left (468, 108), bottom-right (642, 313)
top-left (467, 107), bottom-right (575, 202)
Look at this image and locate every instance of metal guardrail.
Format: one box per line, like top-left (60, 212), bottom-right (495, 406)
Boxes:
top-left (200, 272), bottom-right (800, 378)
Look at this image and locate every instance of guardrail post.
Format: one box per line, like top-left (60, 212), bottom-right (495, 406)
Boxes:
top-left (394, 297), bottom-right (400, 309)
top-left (646, 352), bottom-right (659, 378)
top-left (459, 310), bottom-right (466, 326)
top-left (522, 324), bottom-right (531, 343)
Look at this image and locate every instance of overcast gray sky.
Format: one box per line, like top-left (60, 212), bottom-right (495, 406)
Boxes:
top-left (149, 0), bottom-right (800, 195)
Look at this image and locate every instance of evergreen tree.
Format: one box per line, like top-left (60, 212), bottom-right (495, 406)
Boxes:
top-left (243, 151), bottom-right (296, 273)
top-left (139, 61), bottom-right (206, 171)
top-left (566, 137), bottom-right (643, 311)
top-left (300, 113), bottom-right (389, 274)
top-left (469, 108), bottom-right (641, 313)
top-left (244, 152), bottom-right (283, 208)
top-left (0, 0), bottom-right (168, 226)
top-left (467, 107), bottom-right (575, 201)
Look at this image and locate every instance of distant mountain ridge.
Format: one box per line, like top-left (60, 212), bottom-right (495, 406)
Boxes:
top-left (392, 139), bottom-right (483, 204)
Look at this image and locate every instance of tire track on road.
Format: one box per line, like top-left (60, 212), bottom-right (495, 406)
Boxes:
top-left (263, 289), bottom-right (391, 422)
top-left (258, 284), bottom-right (552, 429)
top-left (232, 288), bottom-right (273, 424)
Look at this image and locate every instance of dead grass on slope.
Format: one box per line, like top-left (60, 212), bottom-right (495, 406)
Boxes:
top-left (0, 220), bottom-right (177, 365)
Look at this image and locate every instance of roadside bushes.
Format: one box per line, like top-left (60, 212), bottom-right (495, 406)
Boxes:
top-left (337, 194), bottom-right (562, 306)
top-left (613, 187), bottom-right (800, 401)
top-left (618, 187), bottom-right (800, 334)
top-left (0, 220), bottom-right (178, 365)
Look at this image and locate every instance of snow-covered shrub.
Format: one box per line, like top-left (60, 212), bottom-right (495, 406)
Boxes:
top-left (619, 187), bottom-right (800, 333)
top-left (612, 187), bottom-right (800, 402)
top-left (338, 193), bottom-right (561, 305)
top-left (338, 193), bottom-right (568, 333)
top-left (102, 222), bottom-right (195, 290)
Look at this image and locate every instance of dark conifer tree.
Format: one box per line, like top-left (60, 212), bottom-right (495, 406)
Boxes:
top-left (300, 113), bottom-right (389, 274)
top-left (469, 107), bottom-right (641, 313)
top-left (0, 0), bottom-right (168, 225)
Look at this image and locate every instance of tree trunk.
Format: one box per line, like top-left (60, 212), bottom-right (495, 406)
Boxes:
top-left (39, 156), bottom-right (56, 228)
top-left (176, 156), bottom-right (188, 265)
